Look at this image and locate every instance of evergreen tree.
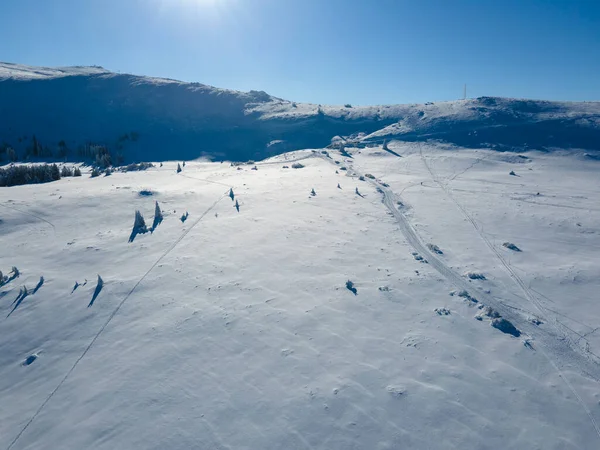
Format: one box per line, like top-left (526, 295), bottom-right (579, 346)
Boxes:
top-left (50, 164), bottom-right (61, 181)
top-left (177, 163), bottom-right (182, 173)
top-left (229, 188), bottom-right (234, 201)
top-left (151, 201), bottom-right (163, 231)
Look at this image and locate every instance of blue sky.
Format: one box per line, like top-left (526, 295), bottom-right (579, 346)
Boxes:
top-left (0, 0), bottom-right (598, 105)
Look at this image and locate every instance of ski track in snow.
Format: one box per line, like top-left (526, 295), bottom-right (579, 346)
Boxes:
top-left (410, 143), bottom-right (600, 438)
top-left (0, 203), bottom-right (56, 234)
top-left (5, 187), bottom-right (232, 450)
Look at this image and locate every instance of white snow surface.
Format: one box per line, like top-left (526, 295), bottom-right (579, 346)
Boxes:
top-left (2, 144), bottom-right (600, 449)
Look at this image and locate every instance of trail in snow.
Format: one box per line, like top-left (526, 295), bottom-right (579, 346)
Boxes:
top-left (317, 146), bottom-right (600, 441)
top-left (0, 203), bottom-right (56, 234)
top-left (418, 143), bottom-right (600, 363)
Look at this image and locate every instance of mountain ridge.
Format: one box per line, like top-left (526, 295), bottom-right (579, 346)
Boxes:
top-left (1, 62), bottom-right (599, 163)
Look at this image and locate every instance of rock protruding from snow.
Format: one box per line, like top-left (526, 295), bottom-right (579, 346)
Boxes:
top-left (491, 318), bottom-right (521, 337)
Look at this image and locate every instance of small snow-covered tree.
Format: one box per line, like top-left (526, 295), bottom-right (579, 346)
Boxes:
top-left (73, 167), bottom-right (82, 176)
top-left (133, 210), bottom-right (147, 232)
top-left (61, 165), bottom-right (73, 177)
top-left (229, 188), bottom-right (234, 201)
top-left (151, 201), bottom-right (163, 231)
top-left (311, 188), bottom-right (316, 196)
top-left (177, 163), bottom-right (182, 173)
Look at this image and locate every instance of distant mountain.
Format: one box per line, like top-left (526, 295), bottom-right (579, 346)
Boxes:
top-left (1, 62), bottom-right (599, 163)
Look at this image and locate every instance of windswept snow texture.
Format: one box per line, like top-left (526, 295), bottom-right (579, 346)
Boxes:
top-left (1, 62), bottom-right (600, 163)
top-left (1, 145), bottom-right (600, 449)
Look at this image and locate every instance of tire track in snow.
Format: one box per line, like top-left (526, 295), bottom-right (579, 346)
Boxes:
top-left (6, 188), bottom-right (231, 450)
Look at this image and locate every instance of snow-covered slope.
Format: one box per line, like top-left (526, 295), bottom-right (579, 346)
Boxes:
top-left (2, 144), bottom-right (600, 449)
top-left (1, 62), bottom-right (599, 163)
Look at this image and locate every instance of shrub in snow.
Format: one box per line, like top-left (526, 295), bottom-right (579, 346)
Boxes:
top-left (359, 175), bottom-right (365, 181)
top-left (120, 162), bottom-right (154, 172)
top-left (427, 243), bottom-right (443, 254)
top-left (454, 290), bottom-right (478, 304)
top-left (311, 188), bottom-right (316, 196)
top-left (475, 306), bottom-right (500, 321)
top-left (434, 307), bottom-right (451, 316)
top-left (344, 104), bottom-right (352, 108)
top-left (182, 161), bottom-right (186, 167)
top-left (346, 280), bottom-right (357, 295)
top-left (234, 200), bottom-right (240, 212)
top-left (364, 173), bottom-right (375, 179)
top-left (177, 163), bottom-right (182, 173)
top-left (340, 166), bottom-right (347, 171)
top-left (465, 271), bottom-right (486, 280)
top-left (0, 271), bottom-right (6, 286)
top-left (229, 188), bottom-right (235, 201)
top-left (73, 167), bottom-right (82, 176)
top-left (90, 168), bottom-right (101, 178)
top-left (282, 165), bottom-right (289, 169)
top-left (502, 242), bottom-right (521, 252)
top-left (291, 163), bottom-right (304, 169)
top-left (180, 212), bottom-right (189, 223)
top-left (509, 170), bottom-right (516, 176)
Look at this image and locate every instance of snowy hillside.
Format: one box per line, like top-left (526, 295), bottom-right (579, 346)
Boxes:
top-left (2, 143), bottom-right (600, 449)
top-left (1, 62), bottom-right (599, 163)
